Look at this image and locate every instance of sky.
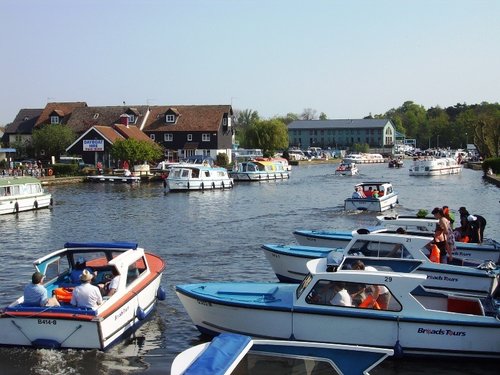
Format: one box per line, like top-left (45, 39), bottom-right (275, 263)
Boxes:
top-left (1, 0), bottom-right (499, 125)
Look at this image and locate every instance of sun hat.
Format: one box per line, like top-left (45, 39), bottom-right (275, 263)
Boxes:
top-left (32, 271), bottom-right (44, 284)
top-left (80, 269), bottom-right (93, 282)
top-left (467, 214), bottom-right (477, 222)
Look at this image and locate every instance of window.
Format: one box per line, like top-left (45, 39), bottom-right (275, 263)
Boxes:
top-left (223, 118), bottom-right (227, 126)
top-left (126, 257), bottom-right (147, 286)
top-left (164, 133), bottom-right (173, 142)
top-left (93, 113), bottom-right (99, 120)
top-left (50, 116), bottom-right (59, 124)
top-left (305, 279), bottom-right (401, 311)
top-left (202, 133), bottom-right (210, 142)
top-left (187, 134), bottom-right (192, 141)
top-left (166, 114), bottom-right (175, 123)
top-left (129, 114), bottom-right (135, 123)
top-left (150, 134), bottom-right (156, 141)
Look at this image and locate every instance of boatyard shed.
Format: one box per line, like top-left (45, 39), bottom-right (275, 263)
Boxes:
top-left (288, 119), bottom-right (396, 149)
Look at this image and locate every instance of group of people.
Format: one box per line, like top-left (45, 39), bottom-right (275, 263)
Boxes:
top-left (23, 261), bottom-right (120, 310)
top-left (307, 260), bottom-right (390, 310)
top-left (429, 206), bottom-right (487, 264)
top-left (351, 186), bottom-right (381, 199)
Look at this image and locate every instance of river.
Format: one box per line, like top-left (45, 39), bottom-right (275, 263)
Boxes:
top-left (0, 162), bottom-right (499, 374)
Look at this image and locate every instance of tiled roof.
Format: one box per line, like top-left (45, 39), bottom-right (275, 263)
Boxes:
top-left (113, 124), bottom-right (155, 144)
top-left (288, 119), bottom-right (392, 129)
top-left (4, 108), bottom-right (43, 134)
top-left (93, 126), bottom-right (125, 143)
top-left (144, 105), bottom-right (232, 132)
top-left (66, 105), bottom-right (150, 134)
top-left (35, 102), bottom-right (88, 127)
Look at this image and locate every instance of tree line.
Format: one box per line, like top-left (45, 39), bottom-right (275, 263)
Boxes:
top-left (235, 101), bottom-right (499, 158)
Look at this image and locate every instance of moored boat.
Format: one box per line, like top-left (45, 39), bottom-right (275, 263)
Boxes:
top-left (409, 157), bottom-right (463, 176)
top-left (229, 160), bottom-right (290, 181)
top-left (166, 164), bottom-right (233, 191)
top-left (171, 332), bottom-right (393, 375)
top-left (86, 174), bottom-right (141, 183)
top-left (0, 176), bottom-right (52, 214)
top-left (262, 230), bottom-right (500, 297)
top-left (343, 153), bottom-right (384, 164)
top-left (0, 241), bottom-right (166, 350)
top-left (176, 258), bottom-right (500, 359)
top-left (335, 162), bottom-right (359, 176)
top-left (344, 182), bottom-right (398, 212)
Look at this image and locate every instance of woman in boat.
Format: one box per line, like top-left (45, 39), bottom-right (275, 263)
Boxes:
top-left (431, 207), bottom-right (456, 263)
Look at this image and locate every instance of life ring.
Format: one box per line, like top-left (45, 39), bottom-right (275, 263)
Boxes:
top-left (47, 168), bottom-right (54, 176)
top-left (34, 200), bottom-right (38, 209)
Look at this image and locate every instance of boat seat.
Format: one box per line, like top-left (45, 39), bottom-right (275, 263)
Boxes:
top-left (447, 297), bottom-right (484, 316)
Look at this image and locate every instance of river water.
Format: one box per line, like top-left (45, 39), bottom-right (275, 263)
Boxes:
top-left (0, 162), bottom-right (499, 375)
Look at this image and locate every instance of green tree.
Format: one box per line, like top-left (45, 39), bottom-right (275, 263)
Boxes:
top-left (319, 112), bottom-right (328, 120)
top-left (111, 139), bottom-right (164, 166)
top-left (32, 124), bottom-right (76, 160)
top-left (301, 108), bottom-right (317, 120)
top-left (245, 119), bottom-right (289, 156)
top-left (474, 103), bottom-right (500, 157)
top-left (234, 109), bottom-right (260, 147)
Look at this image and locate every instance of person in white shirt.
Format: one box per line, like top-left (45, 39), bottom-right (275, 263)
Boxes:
top-left (71, 269), bottom-right (103, 309)
top-left (99, 268), bottom-right (120, 297)
top-left (330, 282), bottom-right (352, 307)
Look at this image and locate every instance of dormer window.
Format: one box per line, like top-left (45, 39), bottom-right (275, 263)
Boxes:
top-left (129, 114), bottom-right (135, 123)
top-left (93, 113), bottom-right (99, 120)
top-left (166, 114), bottom-right (175, 123)
top-left (50, 116), bottom-right (60, 124)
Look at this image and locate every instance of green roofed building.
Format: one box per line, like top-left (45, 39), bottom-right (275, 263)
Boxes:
top-left (287, 119), bottom-right (396, 149)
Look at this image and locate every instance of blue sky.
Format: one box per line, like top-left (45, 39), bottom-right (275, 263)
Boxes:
top-left (1, 0), bottom-right (499, 125)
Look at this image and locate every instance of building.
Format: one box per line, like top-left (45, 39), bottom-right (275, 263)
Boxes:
top-left (287, 119), bottom-right (396, 150)
top-left (142, 105), bottom-right (234, 162)
top-left (4, 102), bottom-right (234, 165)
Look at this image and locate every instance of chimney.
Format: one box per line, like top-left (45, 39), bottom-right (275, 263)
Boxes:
top-left (120, 114), bottom-right (129, 127)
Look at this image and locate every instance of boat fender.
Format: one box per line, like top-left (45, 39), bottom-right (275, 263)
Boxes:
top-left (157, 286), bottom-right (166, 301)
top-left (221, 181), bottom-right (224, 189)
top-left (136, 306), bottom-right (146, 320)
top-left (14, 202), bottom-right (19, 213)
top-left (393, 340), bottom-right (404, 357)
top-left (34, 200), bottom-right (38, 209)
top-left (429, 244), bottom-right (440, 263)
top-left (201, 182), bottom-right (204, 190)
top-left (212, 182), bottom-right (215, 189)
top-left (50, 198), bottom-right (54, 206)
top-left (187, 182), bottom-right (190, 189)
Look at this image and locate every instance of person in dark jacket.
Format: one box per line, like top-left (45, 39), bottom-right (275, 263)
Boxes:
top-left (467, 214), bottom-right (487, 243)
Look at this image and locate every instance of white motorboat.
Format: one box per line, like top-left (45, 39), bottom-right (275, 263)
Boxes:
top-left (344, 182), bottom-right (398, 212)
top-left (335, 162), bottom-right (359, 176)
top-left (409, 157), bottom-right (463, 176)
top-left (0, 176), bottom-right (53, 214)
top-left (294, 217), bottom-right (500, 263)
top-left (343, 153), bottom-right (384, 164)
top-left (0, 241), bottom-right (166, 350)
top-left (166, 164), bottom-right (233, 191)
top-left (176, 258), bottom-right (500, 359)
top-left (262, 230), bottom-right (500, 297)
top-left (229, 160), bottom-right (290, 181)
top-left (171, 332), bottom-right (393, 375)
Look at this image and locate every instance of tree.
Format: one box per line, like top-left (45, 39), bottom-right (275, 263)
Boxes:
top-left (301, 108), bottom-right (317, 120)
top-left (32, 124), bottom-right (76, 160)
top-left (234, 109), bottom-right (260, 147)
top-left (245, 119), bottom-right (289, 156)
top-left (319, 112), bottom-right (328, 120)
top-left (111, 139), bottom-right (164, 166)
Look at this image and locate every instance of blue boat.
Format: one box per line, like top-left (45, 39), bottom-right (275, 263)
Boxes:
top-left (171, 332), bottom-right (393, 375)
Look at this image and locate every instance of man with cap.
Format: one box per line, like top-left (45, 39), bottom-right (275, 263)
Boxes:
top-left (23, 271), bottom-right (59, 307)
top-left (70, 269), bottom-right (103, 309)
top-left (467, 214), bottom-right (487, 243)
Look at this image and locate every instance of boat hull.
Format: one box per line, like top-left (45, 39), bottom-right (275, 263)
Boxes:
top-left (0, 272), bottom-right (162, 350)
top-left (344, 194), bottom-right (398, 212)
top-left (229, 171), bottom-right (290, 181)
top-left (86, 175), bottom-right (140, 183)
top-left (0, 193), bottom-right (52, 215)
top-left (176, 282), bottom-right (500, 359)
top-left (167, 177), bottom-right (233, 191)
